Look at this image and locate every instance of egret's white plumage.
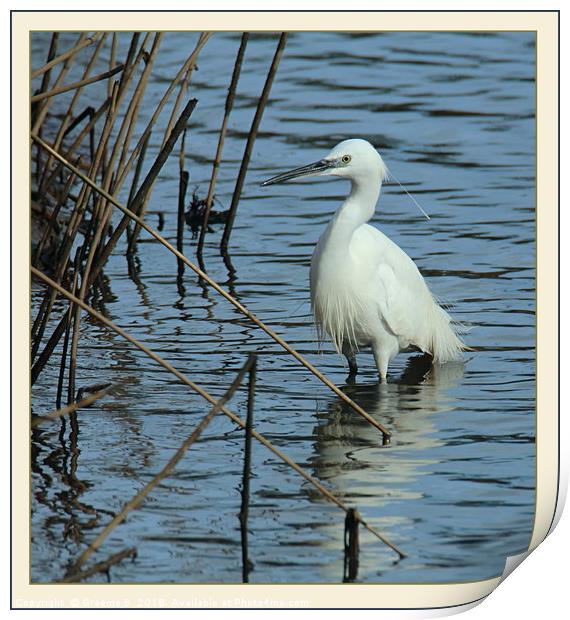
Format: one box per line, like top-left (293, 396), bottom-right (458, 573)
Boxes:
top-left (262, 138), bottom-right (469, 381)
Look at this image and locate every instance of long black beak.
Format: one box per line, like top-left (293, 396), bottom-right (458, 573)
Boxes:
top-left (261, 159), bottom-right (336, 186)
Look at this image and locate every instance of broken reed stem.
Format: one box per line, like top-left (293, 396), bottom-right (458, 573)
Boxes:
top-left (31, 134), bottom-right (392, 441)
top-left (60, 547), bottom-right (137, 584)
top-left (198, 32), bottom-right (249, 257)
top-left (240, 354), bottom-right (256, 583)
top-left (65, 355), bottom-right (257, 575)
top-left (31, 266), bottom-right (404, 560)
top-left (31, 32), bottom-right (103, 79)
top-left (220, 32), bottom-right (288, 253)
top-left (176, 127), bottom-right (189, 271)
top-left (30, 63), bottom-right (125, 103)
top-left (32, 388), bottom-right (109, 428)
top-left (177, 169), bottom-right (189, 276)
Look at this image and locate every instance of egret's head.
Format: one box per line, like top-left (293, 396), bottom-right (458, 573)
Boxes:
top-left (261, 138), bottom-right (389, 187)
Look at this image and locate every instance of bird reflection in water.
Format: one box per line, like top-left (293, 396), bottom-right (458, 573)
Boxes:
top-left (310, 355), bottom-right (465, 582)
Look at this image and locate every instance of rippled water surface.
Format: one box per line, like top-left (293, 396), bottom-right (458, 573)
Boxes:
top-left (31, 31), bottom-right (536, 583)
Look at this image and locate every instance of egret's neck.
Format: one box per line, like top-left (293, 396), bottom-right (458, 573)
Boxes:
top-left (327, 175), bottom-right (381, 249)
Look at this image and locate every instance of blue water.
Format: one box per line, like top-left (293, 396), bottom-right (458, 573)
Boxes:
top-left (31, 30), bottom-right (535, 583)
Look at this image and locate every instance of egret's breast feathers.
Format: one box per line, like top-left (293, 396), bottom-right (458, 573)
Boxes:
top-left (311, 283), bottom-right (371, 354)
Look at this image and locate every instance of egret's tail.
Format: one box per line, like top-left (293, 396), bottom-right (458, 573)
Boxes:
top-left (428, 305), bottom-right (472, 363)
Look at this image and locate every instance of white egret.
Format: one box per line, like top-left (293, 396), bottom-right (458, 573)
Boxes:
top-left (261, 139), bottom-right (469, 382)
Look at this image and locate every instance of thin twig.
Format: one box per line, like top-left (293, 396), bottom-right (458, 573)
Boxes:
top-left (31, 266), bottom-right (405, 559)
top-left (31, 135), bottom-right (392, 441)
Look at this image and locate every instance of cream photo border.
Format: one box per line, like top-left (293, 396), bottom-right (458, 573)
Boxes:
top-left (12, 10), bottom-right (558, 610)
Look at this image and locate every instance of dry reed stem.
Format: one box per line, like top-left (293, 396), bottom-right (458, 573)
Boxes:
top-left (41, 33), bottom-right (151, 199)
top-left (113, 33), bottom-right (211, 195)
top-left (37, 33), bottom-right (59, 95)
top-left (30, 64), bottom-right (125, 103)
top-left (65, 355), bottom-right (257, 575)
top-left (67, 84), bottom-right (122, 399)
top-left (32, 38), bottom-right (158, 371)
top-left (115, 34), bottom-right (161, 183)
top-left (34, 79), bottom-right (119, 371)
top-left (126, 36), bottom-right (203, 252)
top-left (220, 32), bottom-right (288, 253)
top-left (32, 388), bottom-right (109, 428)
top-left (38, 32), bottom-right (109, 194)
top-left (31, 266), bottom-right (404, 559)
top-left (31, 134), bottom-right (392, 441)
top-left (32, 33), bottom-right (89, 135)
top-left (40, 98), bottom-right (111, 198)
top-left (126, 132), bottom-right (150, 211)
top-left (92, 97), bottom-right (197, 278)
top-left (31, 33), bottom-right (104, 79)
top-left (198, 32), bottom-right (249, 256)
top-left (103, 33), bottom-right (154, 173)
top-left (109, 33), bottom-right (118, 99)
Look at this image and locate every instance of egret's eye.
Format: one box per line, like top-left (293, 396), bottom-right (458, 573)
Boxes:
top-left (341, 155), bottom-right (352, 164)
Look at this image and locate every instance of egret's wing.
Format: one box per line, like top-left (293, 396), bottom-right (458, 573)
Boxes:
top-left (353, 225), bottom-right (434, 349)
top-left (375, 262), bottom-right (425, 347)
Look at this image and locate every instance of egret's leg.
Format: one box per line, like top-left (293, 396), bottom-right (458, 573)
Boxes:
top-left (372, 341), bottom-right (394, 383)
top-left (344, 350), bottom-right (358, 382)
